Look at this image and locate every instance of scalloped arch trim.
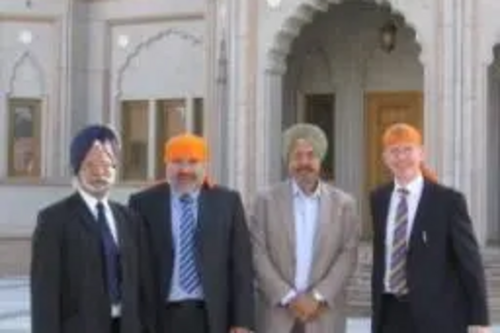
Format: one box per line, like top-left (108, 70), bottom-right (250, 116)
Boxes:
top-left (115, 28), bottom-right (202, 99)
top-left (268, 0), bottom-right (424, 74)
top-left (8, 51), bottom-right (45, 96)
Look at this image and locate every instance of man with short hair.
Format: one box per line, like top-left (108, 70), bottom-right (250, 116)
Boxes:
top-left (250, 123), bottom-right (360, 333)
top-left (370, 123), bottom-right (490, 333)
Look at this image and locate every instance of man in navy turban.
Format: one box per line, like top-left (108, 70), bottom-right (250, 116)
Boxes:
top-left (69, 124), bottom-right (120, 199)
top-left (31, 124), bottom-right (155, 333)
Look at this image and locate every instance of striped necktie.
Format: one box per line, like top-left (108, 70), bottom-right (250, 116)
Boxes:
top-left (178, 194), bottom-right (201, 294)
top-left (389, 188), bottom-right (409, 295)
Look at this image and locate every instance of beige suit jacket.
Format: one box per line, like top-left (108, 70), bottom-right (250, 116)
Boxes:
top-left (249, 181), bottom-right (360, 333)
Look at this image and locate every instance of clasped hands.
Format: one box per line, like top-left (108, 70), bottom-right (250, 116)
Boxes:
top-left (287, 293), bottom-right (326, 323)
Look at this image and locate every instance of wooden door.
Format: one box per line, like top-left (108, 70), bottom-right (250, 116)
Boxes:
top-left (302, 94), bottom-right (335, 181)
top-left (364, 92), bottom-right (423, 237)
top-left (366, 92), bottom-right (423, 190)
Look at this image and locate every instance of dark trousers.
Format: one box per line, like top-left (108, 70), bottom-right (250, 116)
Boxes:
top-left (164, 301), bottom-right (209, 333)
top-left (381, 294), bottom-right (416, 333)
top-left (291, 321), bottom-right (305, 333)
top-left (111, 318), bottom-right (120, 333)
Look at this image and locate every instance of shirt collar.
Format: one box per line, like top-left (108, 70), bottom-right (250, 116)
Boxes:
top-left (394, 173), bottom-right (424, 196)
top-left (77, 187), bottom-right (109, 213)
top-left (171, 189), bottom-right (200, 202)
top-left (291, 179), bottom-right (322, 199)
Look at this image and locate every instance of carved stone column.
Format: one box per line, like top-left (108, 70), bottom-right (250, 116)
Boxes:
top-left (463, 0), bottom-right (488, 245)
top-left (225, 0), bottom-right (259, 202)
top-left (204, 0), bottom-right (222, 183)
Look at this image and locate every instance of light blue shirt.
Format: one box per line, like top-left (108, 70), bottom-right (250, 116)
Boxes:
top-left (281, 181), bottom-right (327, 304)
top-left (168, 190), bottom-right (205, 301)
top-left (292, 181), bottom-right (320, 293)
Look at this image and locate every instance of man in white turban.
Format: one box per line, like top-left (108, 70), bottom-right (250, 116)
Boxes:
top-left (249, 123), bottom-right (361, 333)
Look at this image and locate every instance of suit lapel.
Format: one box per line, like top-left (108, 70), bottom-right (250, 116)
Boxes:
top-left (377, 184), bottom-right (393, 264)
top-left (145, 183), bottom-right (173, 294)
top-left (312, 185), bottom-right (330, 263)
top-left (154, 183), bottom-right (173, 256)
top-left (69, 193), bottom-right (101, 238)
top-left (195, 187), bottom-right (210, 268)
top-left (109, 203), bottom-right (125, 247)
top-left (279, 182), bottom-right (296, 263)
top-left (377, 184), bottom-right (393, 242)
top-left (408, 180), bottom-right (433, 251)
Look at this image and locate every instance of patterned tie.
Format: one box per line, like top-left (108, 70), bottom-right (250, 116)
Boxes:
top-left (389, 188), bottom-right (409, 295)
top-left (178, 194), bottom-right (201, 294)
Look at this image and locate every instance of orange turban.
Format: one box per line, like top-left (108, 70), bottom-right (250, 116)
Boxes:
top-left (164, 133), bottom-right (208, 163)
top-left (382, 123), bottom-right (438, 183)
top-left (163, 133), bottom-right (213, 187)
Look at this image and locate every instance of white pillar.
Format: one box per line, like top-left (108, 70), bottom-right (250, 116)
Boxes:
top-left (463, 0), bottom-right (488, 245)
top-left (204, 0), bottom-right (222, 183)
top-left (0, 91), bottom-right (8, 177)
top-left (227, 0), bottom-right (257, 201)
top-left (487, 67), bottom-right (500, 243)
top-left (266, 70), bottom-right (284, 185)
top-left (438, 0), bottom-right (460, 186)
top-left (58, 0), bottom-right (76, 178)
top-left (147, 99), bottom-right (156, 180)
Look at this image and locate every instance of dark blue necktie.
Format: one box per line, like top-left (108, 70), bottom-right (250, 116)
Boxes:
top-left (96, 202), bottom-right (121, 304)
top-left (178, 195), bottom-right (201, 294)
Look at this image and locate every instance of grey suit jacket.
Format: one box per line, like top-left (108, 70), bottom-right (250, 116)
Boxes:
top-left (249, 181), bottom-right (360, 333)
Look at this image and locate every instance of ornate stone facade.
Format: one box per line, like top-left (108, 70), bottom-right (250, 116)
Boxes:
top-left (208, 0), bottom-right (500, 246)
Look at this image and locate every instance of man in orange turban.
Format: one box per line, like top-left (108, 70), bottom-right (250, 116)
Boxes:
top-left (128, 133), bottom-right (254, 333)
top-left (370, 123), bottom-right (490, 333)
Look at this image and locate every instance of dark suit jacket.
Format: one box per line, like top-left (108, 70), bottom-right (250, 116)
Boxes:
top-left (30, 193), bottom-right (154, 333)
top-left (370, 180), bottom-right (489, 333)
top-left (128, 182), bottom-right (255, 333)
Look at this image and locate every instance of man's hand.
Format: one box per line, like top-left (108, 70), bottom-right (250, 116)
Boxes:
top-left (229, 327), bottom-right (252, 333)
top-left (310, 301), bottom-right (328, 319)
top-left (468, 326), bottom-right (491, 333)
top-left (288, 293), bottom-right (321, 322)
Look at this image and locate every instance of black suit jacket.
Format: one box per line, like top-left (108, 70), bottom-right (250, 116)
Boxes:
top-left (30, 193), bottom-right (154, 333)
top-left (370, 180), bottom-right (489, 333)
top-left (128, 182), bottom-right (255, 333)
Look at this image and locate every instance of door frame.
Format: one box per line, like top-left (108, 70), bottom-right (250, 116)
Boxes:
top-left (297, 91), bottom-right (336, 180)
top-left (363, 91), bottom-right (424, 238)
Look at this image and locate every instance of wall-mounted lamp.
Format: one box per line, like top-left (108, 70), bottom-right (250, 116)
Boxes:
top-left (379, 20), bottom-right (397, 53)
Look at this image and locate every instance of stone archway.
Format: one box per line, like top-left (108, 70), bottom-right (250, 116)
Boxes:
top-left (255, 0), bottom-right (436, 192)
top-left (266, 0), bottom-right (428, 74)
top-left (252, 0), bottom-right (436, 240)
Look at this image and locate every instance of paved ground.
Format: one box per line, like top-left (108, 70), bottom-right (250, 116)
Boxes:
top-left (0, 277), bottom-right (499, 333)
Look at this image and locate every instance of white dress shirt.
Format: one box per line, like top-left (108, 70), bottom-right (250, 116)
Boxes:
top-left (384, 174), bottom-right (424, 293)
top-left (78, 188), bottom-right (121, 317)
top-left (281, 181), bottom-right (321, 304)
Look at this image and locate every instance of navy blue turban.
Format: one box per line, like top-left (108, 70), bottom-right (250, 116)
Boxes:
top-left (70, 124), bottom-right (119, 174)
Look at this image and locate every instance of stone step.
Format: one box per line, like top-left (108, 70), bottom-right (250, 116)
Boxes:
top-left (346, 245), bottom-right (500, 319)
